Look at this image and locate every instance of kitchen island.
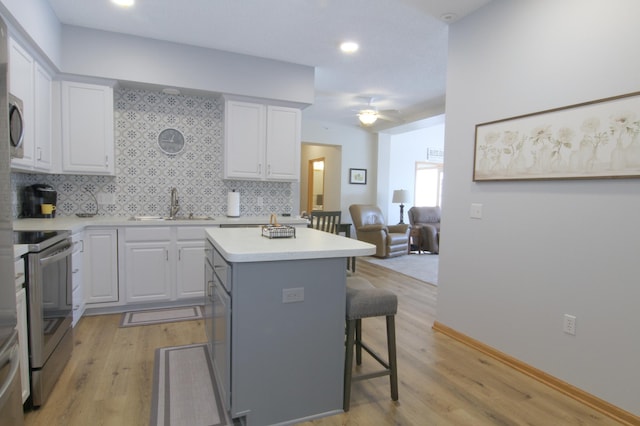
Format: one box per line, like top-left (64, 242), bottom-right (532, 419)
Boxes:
top-left (205, 227), bottom-right (375, 426)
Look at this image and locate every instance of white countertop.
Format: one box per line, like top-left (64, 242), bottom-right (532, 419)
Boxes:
top-left (206, 227), bottom-right (375, 262)
top-left (14, 244), bottom-right (28, 258)
top-left (13, 215), bottom-right (308, 233)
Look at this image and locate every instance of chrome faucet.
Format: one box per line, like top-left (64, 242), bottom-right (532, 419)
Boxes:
top-left (169, 187), bottom-right (180, 219)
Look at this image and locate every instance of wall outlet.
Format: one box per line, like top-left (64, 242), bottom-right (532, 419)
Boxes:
top-left (282, 287), bottom-right (304, 303)
top-left (96, 193), bottom-right (115, 205)
top-left (563, 314), bottom-right (576, 335)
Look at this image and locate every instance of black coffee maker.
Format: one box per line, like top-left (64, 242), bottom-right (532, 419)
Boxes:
top-left (22, 184), bottom-right (58, 218)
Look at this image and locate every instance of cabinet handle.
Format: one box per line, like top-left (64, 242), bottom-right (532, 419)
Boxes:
top-left (267, 164), bottom-right (271, 176)
top-left (258, 163), bottom-right (262, 174)
top-left (73, 240), bottom-right (85, 253)
top-left (166, 249), bottom-right (169, 261)
top-left (37, 146), bottom-right (42, 160)
top-left (178, 248), bottom-right (182, 261)
top-left (72, 268), bottom-right (80, 274)
top-left (14, 272), bottom-right (24, 280)
top-left (105, 155), bottom-right (109, 168)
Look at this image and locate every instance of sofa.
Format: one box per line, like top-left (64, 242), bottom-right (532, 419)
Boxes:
top-left (349, 204), bottom-right (410, 258)
top-left (407, 206), bottom-right (440, 254)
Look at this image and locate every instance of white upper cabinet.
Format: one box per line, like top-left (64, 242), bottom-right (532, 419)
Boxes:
top-left (34, 63), bottom-right (53, 171)
top-left (60, 81), bottom-right (115, 175)
top-left (265, 105), bottom-right (301, 181)
top-left (9, 38), bottom-right (53, 172)
top-left (9, 38), bottom-right (35, 171)
top-left (224, 98), bottom-right (301, 181)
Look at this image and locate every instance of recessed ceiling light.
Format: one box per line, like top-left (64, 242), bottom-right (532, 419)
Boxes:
top-left (112, 0), bottom-right (135, 8)
top-left (340, 41), bottom-right (359, 54)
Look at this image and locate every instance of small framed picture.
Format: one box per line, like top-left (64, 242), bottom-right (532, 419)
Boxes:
top-left (349, 168), bottom-right (367, 184)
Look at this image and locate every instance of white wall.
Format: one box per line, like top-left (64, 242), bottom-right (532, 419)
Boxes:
top-left (60, 26), bottom-right (314, 105)
top-left (0, 0), bottom-right (61, 68)
top-left (438, 0), bottom-right (640, 416)
top-left (301, 119), bottom-right (378, 217)
top-left (380, 116), bottom-right (445, 223)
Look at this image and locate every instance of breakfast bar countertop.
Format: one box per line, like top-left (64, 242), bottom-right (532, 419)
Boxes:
top-left (206, 226), bottom-right (375, 262)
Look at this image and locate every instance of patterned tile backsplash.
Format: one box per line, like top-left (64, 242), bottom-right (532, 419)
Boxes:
top-left (11, 87), bottom-right (294, 219)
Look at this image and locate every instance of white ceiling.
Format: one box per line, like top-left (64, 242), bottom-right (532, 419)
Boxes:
top-left (45, 0), bottom-right (491, 131)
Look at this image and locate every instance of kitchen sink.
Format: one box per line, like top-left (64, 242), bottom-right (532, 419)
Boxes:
top-left (129, 215), bottom-right (215, 221)
top-left (129, 215), bottom-right (166, 221)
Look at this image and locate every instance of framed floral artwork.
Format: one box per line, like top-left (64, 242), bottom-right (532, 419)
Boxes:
top-left (349, 168), bottom-right (367, 184)
top-left (473, 91), bottom-right (640, 181)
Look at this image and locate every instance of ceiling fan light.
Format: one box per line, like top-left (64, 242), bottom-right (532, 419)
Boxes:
top-left (358, 110), bottom-right (378, 125)
top-left (112, 0), bottom-right (135, 7)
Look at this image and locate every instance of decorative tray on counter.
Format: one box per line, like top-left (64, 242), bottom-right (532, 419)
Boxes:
top-left (261, 214), bottom-right (296, 239)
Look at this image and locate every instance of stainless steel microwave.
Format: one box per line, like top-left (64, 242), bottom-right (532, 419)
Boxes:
top-left (9, 93), bottom-right (24, 159)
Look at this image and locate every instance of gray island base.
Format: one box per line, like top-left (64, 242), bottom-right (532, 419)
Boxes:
top-left (205, 227), bottom-right (375, 426)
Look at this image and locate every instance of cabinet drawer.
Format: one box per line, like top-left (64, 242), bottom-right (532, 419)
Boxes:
top-left (14, 258), bottom-right (25, 287)
top-left (125, 227), bottom-right (171, 241)
top-left (213, 248), bottom-right (231, 292)
top-left (177, 226), bottom-right (206, 240)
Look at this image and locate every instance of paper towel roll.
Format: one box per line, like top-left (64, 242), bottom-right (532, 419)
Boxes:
top-left (227, 190), bottom-right (240, 217)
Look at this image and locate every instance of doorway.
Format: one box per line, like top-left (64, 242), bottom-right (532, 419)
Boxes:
top-left (307, 158), bottom-right (325, 213)
top-left (300, 143), bottom-right (342, 214)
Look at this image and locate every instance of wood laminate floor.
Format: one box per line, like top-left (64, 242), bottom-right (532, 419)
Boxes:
top-left (25, 261), bottom-right (622, 426)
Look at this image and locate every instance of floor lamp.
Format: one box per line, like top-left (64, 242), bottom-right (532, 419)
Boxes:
top-left (392, 189), bottom-right (410, 224)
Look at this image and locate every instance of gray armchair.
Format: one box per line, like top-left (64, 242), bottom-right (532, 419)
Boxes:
top-left (349, 204), bottom-right (410, 258)
top-left (407, 206), bottom-right (440, 254)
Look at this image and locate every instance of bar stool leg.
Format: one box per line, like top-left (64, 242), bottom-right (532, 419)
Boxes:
top-left (355, 319), bottom-right (362, 365)
top-left (344, 319), bottom-right (356, 411)
top-left (387, 315), bottom-right (399, 401)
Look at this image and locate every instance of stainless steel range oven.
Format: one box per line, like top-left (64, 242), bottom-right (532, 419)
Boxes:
top-left (14, 230), bottom-right (73, 407)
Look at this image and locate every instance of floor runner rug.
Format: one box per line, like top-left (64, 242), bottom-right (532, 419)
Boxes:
top-left (150, 343), bottom-right (230, 426)
top-left (120, 305), bottom-right (204, 327)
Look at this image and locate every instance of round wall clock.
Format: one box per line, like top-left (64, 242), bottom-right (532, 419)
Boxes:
top-left (157, 128), bottom-right (185, 154)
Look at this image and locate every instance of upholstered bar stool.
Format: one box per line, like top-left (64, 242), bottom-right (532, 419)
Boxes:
top-left (344, 276), bottom-right (399, 411)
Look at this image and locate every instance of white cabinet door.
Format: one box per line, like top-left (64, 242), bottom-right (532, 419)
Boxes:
top-left (71, 232), bottom-right (85, 326)
top-left (84, 229), bottom-right (119, 304)
top-left (124, 241), bottom-right (172, 302)
top-left (16, 287), bottom-right (29, 403)
top-left (9, 38), bottom-right (35, 170)
top-left (266, 105), bottom-right (301, 180)
top-left (224, 100), bottom-right (265, 180)
top-left (34, 63), bottom-right (53, 171)
top-left (61, 81), bottom-right (115, 175)
top-left (176, 241), bottom-right (205, 299)
top-left (224, 99), bottom-right (301, 181)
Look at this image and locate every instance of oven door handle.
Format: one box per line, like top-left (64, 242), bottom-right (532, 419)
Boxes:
top-left (39, 245), bottom-right (73, 267)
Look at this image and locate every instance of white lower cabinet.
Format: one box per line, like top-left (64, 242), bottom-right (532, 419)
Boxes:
top-left (84, 228), bottom-right (119, 304)
top-left (176, 227), bottom-right (205, 299)
top-left (121, 226), bottom-right (205, 304)
top-left (123, 227), bottom-right (172, 303)
top-left (16, 287), bottom-right (29, 403)
top-left (71, 232), bottom-right (85, 325)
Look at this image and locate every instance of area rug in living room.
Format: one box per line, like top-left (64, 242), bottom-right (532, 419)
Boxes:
top-left (150, 343), bottom-right (231, 426)
top-left (360, 254), bottom-right (438, 285)
top-left (120, 306), bottom-right (204, 328)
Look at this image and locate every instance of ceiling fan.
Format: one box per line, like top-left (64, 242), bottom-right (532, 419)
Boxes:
top-left (356, 97), bottom-right (400, 127)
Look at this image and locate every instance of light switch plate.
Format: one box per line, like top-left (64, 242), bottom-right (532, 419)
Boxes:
top-left (470, 203), bottom-right (483, 219)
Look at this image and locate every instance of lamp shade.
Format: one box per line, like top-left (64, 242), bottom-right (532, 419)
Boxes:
top-left (392, 189), bottom-right (409, 204)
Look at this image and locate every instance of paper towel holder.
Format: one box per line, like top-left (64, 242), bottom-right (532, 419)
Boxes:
top-left (227, 189), bottom-right (240, 217)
